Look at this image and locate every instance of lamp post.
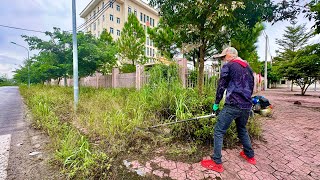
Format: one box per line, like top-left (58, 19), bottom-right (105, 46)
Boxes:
top-left (262, 31), bottom-right (269, 91)
top-left (11, 42), bottom-right (30, 87)
top-left (72, 0), bottom-right (79, 109)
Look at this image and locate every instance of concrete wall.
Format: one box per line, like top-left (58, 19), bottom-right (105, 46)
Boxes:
top-left (54, 68), bottom-right (139, 89)
top-left (50, 61), bottom-right (264, 94)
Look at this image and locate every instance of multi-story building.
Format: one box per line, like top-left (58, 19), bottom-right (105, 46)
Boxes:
top-left (80, 0), bottom-right (159, 59)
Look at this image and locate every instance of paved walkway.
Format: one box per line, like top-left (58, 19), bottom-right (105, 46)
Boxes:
top-left (125, 89), bottom-right (320, 179)
top-left (0, 86), bottom-right (22, 180)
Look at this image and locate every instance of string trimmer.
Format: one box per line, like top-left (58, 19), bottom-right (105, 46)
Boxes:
top-left (136, 113), bottom-right (217, 131)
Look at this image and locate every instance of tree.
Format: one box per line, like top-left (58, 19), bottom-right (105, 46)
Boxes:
top-left (276, 22), bottom-right (314, 52)
top-left (147, 18), bottom-right (181, 59)
top-left (149, 0), bottom-right (249, 94)
top-left (282, 0), bottom-right (320, 34)
top-left (76, 32), bottom-right (115, 77)
top-left (259, 62), bottom-right (281, 88)
top-left (275, 22), bottom-right (314, 90)
top-left (148, 0), bottom-right (285, 95)
top-left (308, 1), bottom-right (320, 34)
top-left (117, 13), bottom-right (146, 65)
top-left (98, 29), bottom-right (118, 74)
top-left (18, 28), bottom-right (117, 85)
top-left (231, 23), bottom-right (264, 72)
top-left (22, 28), bottom-right (72, 85)
top-left (287, 44), bottom-right (320, 95)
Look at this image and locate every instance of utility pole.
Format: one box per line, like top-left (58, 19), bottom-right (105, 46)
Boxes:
top-left (264, 34), bottom-right (268, 91)
top-left (11, 42), bottom-right (30, 88)
top-left (72, 0), bottom-right (79, 109)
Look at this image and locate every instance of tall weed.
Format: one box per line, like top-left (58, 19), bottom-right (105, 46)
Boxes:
top-left (20, 85), bottom-right (112, 179)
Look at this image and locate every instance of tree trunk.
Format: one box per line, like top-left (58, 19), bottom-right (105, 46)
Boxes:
top-left (64, 75), bottom-right (67, 87)
top-left (57, 77), bottom-right (61, 85)
top-left (198, 44), bottom-right (205, 95)
top-left (291, 80), bottom-right (293, 91)
top-left (78, 77), bottom-right (81, 89)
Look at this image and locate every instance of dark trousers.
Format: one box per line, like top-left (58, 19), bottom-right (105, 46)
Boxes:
top-left (212, 105), bottom-right (254, 164)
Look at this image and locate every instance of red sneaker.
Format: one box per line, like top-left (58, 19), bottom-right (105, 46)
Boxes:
top-left (240, 151), bottom-right (256, 165)
top-left (200, 159), bottom-right (224, 173)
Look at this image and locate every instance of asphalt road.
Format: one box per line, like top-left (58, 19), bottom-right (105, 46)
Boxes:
top-left (0, 86), bottom-right (25, 136)
top-left (0, 86), bottom-right (24, 179)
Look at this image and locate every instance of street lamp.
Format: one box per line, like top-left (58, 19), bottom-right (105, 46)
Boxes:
top-left (11, 42), bottom-right (30, 87)
top-left (262, 31), bottom-right (268, 91)
top-left (72, 0), bottom-right (79, 109)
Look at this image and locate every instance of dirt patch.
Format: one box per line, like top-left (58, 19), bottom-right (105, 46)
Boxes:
top-left (6, 100), bottom-right (64, 180)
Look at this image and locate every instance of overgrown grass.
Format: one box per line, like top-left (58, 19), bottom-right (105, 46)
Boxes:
top-left (20, 64), bottom-right (262, 178)
top-left (20, 85), bottom-right (113, 179)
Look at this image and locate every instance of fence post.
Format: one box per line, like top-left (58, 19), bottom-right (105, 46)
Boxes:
top-left (96, 72), bottom-right (99, 88)
top-left (136, 65), bottom-right (144, 90)
top-left (112, 68), bottom-right (119, 88)
top-left (178, 58), bottom-right (187, 88)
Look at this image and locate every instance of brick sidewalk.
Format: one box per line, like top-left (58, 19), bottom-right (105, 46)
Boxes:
top-left (125, 89), bottom-right (320, 179)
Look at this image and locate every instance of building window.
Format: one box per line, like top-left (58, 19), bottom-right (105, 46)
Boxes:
top-left (110, 27), bottom-right (114, 34)
top-left (110, 1), bottom-right (113, 8)
top-left (110, 14), bottom-right (113, 21)
top-left (144, 14), bottom-right (146, 23)
top-left (128, 6), bottom-right (132, 14)
top-left (93, 22), bottom-right (96, 30)
top-left (150, 18), bottom-right (154, 27)
top-left (134, 9), bottom-right (137, 16)
top-left (147, 16), bottom-right (149, 23)
top-left (98, 6), bottom-right (100, 12)
top-left (102, 2), bottom-right (105, 8)
top-left (116, 5), bottom-right (120, 11)
top-left (140, 13), bottom-right (143, 21)
top-left (147, 37), bottom-right (149, 46)
top-left (152, 49), bottom-right (155, 57)
top-left (147, 47), bottom-right (150, 56)
top-left (117, 30), bottom-right (121, 36)
top-left (103, 15), bottom-right (105, 21)
top-left (117, 17), bottom-right (120, 24)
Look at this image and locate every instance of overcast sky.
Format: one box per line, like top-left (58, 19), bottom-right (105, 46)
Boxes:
top-left (0, 0), bottom-right (319, 78)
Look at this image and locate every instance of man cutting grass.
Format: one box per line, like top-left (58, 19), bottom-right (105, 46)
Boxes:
top-left (201, 47), bottom-right (256, 173)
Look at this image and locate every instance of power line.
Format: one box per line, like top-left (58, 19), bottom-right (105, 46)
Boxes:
top-left (1, 0), bottom-right (115, 34)
top-left (77, 0), bottom-right (115, 31)
top-left (77, 0), bottom-right (116, 31)
top-left (0, 24), bottom-right (46, 33)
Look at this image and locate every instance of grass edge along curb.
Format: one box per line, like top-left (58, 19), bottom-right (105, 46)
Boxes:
top-left (19, 85), bottom-right (113, 179)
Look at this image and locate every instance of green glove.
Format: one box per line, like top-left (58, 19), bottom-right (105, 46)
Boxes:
top-left (212, 104), bottom-right (219, 111)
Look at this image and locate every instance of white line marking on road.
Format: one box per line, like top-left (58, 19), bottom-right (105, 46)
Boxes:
top-left (0, 134), bottom-right (11, 180)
